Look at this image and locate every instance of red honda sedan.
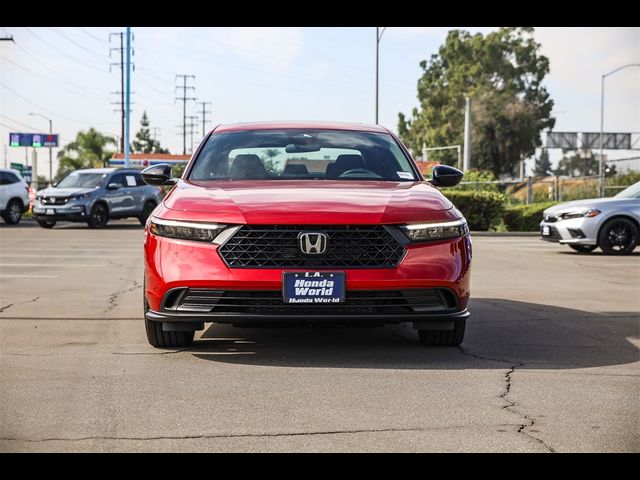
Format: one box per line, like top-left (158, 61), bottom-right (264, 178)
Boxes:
top-left (141, 122), bottom-right (471, 348)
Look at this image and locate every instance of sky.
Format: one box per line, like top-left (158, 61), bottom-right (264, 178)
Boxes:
top-left (1, 26), bottom-right (639, 178)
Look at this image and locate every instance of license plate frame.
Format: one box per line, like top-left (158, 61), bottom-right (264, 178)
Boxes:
top-left (283, 271), bottom-right (346, 304)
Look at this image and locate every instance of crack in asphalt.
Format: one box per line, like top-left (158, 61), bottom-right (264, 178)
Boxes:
top-left (0, 297), bottom-right (40, 314)
top-left (459, 346), bottom-right (556, 453)
top-left (0, 423), bottom-right (517, 444)
top-left (103, 282), bottom-right (141, 314)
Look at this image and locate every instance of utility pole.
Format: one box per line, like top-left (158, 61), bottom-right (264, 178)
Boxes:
top-left (124, 26), bottom-right (132, 168)
top-left (175, 75), bottom-right (196, 155)
top-left (28, 113), bottom-right (53, 182)
top-left (375, 27), bottom-right (387, 125)
top-left (463, 96), bottom-right (472, 171)
top-left (110, 32), bottom-right (125, 152)
top-left (197, 101), bottom-right (212, 137)
top-left (186, 115), bottom-right (198, 154)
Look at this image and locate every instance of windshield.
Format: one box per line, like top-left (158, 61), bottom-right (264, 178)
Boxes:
top-left (188, 129), bottom-right (418, 182)
top-left (57, 172), bottom-right (108, 189)
top-left (615, 181), bottom-right (640, 199)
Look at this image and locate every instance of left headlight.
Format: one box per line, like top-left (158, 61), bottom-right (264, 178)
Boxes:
top-left (560, 209), bottom-right (601, 220)
top-left (149, 217), bottom-right (227, 242)
top-left (402, 218), bottom-right (469, 242)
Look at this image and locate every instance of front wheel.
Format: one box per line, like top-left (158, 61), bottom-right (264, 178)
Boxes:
top-left (418, 318), bottom-right (466, 347)
top-left (598, 218), bottom-right (638, 255)
top-left (87, 203), bottom-right (108, 229)
top-left (2, 199), bottom-right (23, 225)
top-left (143, 284), bottom-right (194, 348)
top-left (569, 244), bottom-right (597, 253)
top-left (138, 201), bottom-right (156, 225)
top-left (37, 219), bottom-right (56, 229)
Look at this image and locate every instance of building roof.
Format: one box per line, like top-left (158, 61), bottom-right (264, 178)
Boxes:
top-left (212, 121), bottom-right (390, 134)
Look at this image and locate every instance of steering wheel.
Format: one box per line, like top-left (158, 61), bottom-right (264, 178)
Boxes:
top-left (338, 168), bottom-right (383, 179)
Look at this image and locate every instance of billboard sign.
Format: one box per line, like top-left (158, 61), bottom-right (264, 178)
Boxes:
top-left (9, 133), bottom-right (59, 148)
top-left (582, 133), bottom-right (631, 150)
top-left (546, 132), bottom-right (578, 149)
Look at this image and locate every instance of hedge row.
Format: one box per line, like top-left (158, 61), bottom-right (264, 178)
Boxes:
top-left (444, 191), bottom-right (505, 231)
top-left (444, 191), bottom-right (557, 231)
top-left (503, 202), bottom-right (556, 231)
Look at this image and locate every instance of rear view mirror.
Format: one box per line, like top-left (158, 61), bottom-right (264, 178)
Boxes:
top-left (430, 165), bottom-right (463, 188)
top-left (141, 164), bottom-right (177, 186)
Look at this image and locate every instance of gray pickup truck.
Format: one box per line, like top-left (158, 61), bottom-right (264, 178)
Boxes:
top-left (33, 168), bottom-right (164, 229)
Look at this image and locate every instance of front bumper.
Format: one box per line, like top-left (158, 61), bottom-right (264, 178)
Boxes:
top-left (144, 229), bottom-right (472, 324)
top-left (539, 216), bottom-right (598, 245)
top-left (33, 204), bottom-right (87, 221)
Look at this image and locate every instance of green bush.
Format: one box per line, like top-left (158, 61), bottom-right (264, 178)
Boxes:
top-left (452, 169), bottom-right (500, 192)
top-left (503, 202), bottom-right (557, 231)
top-left (444, 190), bottom-right (505, 231)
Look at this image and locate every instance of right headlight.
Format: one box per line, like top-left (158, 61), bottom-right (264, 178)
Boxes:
top-left (149, 217), bottom-right (227, 242)
top-left (401, 218), bottom-right (469, 242)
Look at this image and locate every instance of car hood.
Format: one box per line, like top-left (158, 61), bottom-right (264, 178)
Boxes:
top-left (37, 187), bottom-right (97, 197)
top-left (161, 180), bottom-right (459, 224)
top-left (544, 197), bottom-right (638, 215)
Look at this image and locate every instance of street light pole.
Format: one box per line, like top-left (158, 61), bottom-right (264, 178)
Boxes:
top-left (599, 63), bottom-right (640, 197)
top-left (375, 27), bottom-right (386, 125)
top-left (28, 112), bottom-right (53, 185)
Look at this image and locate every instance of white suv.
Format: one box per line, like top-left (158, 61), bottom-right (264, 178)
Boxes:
top-left (0, 168), bottom-right (30, 225)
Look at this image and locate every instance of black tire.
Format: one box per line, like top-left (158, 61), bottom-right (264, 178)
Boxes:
top-left (87, 203), bottom-right (109, 229)
top-left (418, 318), bottom-right (466, 347)
top-left (143, 283), bottom-right (194, 348)
top-left (569, 244), bottom-right (597, 253)
top-left (138, 201), bottom-right (156, 225)
top-left (37, 219), bottom-right (57, 229)
top-left (2, 199), bottom-right (23, 225)
top-left (598, 218), bottom-right (638, 255)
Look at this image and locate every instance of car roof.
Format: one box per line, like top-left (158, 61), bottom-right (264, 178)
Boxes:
top-left (0, 168), bottom-right (23, 177)
top-left (72, 168), bottom-right (117, 174)
top-left (212, 121), bottom-right (391, 134)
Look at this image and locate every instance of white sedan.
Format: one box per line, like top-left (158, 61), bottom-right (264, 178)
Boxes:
top-left (540, 181), bottom-right (640, 255)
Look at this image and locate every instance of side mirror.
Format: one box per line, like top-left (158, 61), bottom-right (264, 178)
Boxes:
top-left (107, 183), bottom-right (121, 190)
top-left (52, 182), bottom-right (58, 187)
top-left (141, 164), bottom-right (177, 186)
top-left (430, 165), bottom-right (463, 188)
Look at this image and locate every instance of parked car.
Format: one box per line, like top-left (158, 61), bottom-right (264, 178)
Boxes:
top-left (0, 168), bottom-right (30, 225)
top-left (141, 121), bottom-right (471, 348)
top-left (33, 168), bottom-right (163, 229)
top-left (540, 181), bottom-right (640, 254)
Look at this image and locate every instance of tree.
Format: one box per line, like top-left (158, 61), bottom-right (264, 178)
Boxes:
top-left (55, 128), bottom-right (116, 180)
top-left (132, 111), bottom-right (169, 154)
top-left (533, 149), bottom-right (552, 176)
top-left (553, 152), bottom-right (599, 177)
top-left (398, 27), bottom-right (555, 177)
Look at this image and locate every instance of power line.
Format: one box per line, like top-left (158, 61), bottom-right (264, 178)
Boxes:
top-left (75, 27), bottom-right (107, 44)
top-left (48, 27), bottom-right (108, 59)
top-left (175, 75), bottom-right (196, 155)
top-left (0, 81), bottom-right (114, 126)
top-left (10, 41), bottom-right (105, 94)
top-left (23, 27), bottom-right (110, 74)
top-left (2, 57), bottom-right (106, 101)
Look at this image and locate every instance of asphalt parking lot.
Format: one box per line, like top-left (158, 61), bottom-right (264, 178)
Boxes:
top-left (0, 220), bottom-right (638, 452)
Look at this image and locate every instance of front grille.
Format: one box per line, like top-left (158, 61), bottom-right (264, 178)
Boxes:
top-left (542, 225), bottom-right (562, 240)
top-left (41, 196), bottom-right (69, 205)
top-left (166, 289), bottom-right (456, 315)
top-left (218, 225), bottom-right (405, 268)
